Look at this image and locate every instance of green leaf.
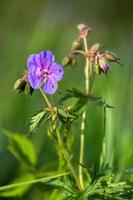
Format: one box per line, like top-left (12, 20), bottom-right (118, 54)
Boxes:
top-left (5, 131), bottom-right (37, 167)
top-left (60, 88), bottom-right (114, 110)
top-left (60, 88), bottom-right (84, 103)
top-left (58, 108), bottom-right (78, 130)
top-left (0, 173), bottom-right (34, 197)
top-left (89, 96), bottom-right (114, 108)
top-left (29, 109), bottom-right (49, 133)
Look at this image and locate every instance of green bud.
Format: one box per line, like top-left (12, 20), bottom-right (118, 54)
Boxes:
top-left (94, 64), bottom-right (101, 75)
top-left (105, 51), bottom-right (119, 62)
top-left (71, 39), bottom-right (82, 51)
top-left (62, 54), bottom-right (76, 67)
top-left (13, 78), bottom-right (26, 93)
top-left (71, 58), bottom-right (77, 66)
top-left (13, 77), bottom-right (34, 95)
top-left (62, 56), bottom-right (71, 66)
top-left (25, 83), bottom-right (34, 96)
top-left (90, 43), bottom-right (102, 52)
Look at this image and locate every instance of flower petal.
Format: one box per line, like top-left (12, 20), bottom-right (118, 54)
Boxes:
top-left (27, 54), bottom-right (42, 69)
top-left (28, 71), bottom-right (42, 89)
top-left (102, 65), bottom-right (110, 73)
top-left (27, 54), bottom-right (43, 89)
top-left (42, 78), bottom-right (58, 94)
top-left (50, 62), bottom-right (64, 81)
top-left (40, 51), bottom-right (55, 67)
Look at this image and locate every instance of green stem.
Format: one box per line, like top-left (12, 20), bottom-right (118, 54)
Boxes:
top-left (0, 172), bottom-right (70, 191)
top-left (39, 88), bottom-right (51, 108)
top-left (89, 68), bottom-right (95, 93)
top-left (79, 111), bottom-right (86, 189)
top-left (83, 36), bottom-right (90, 95)
top-left (100, 104), bottom-right (107, 168)
top-left (78, 36), bottom-right (89, 190)
top-left (72, 50), bottom-right (86, 56)
top-left (56, 129), bottom-right (82, 191)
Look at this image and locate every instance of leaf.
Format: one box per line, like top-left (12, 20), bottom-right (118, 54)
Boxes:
top-left (60, 88), bottom-right (114, 110)
top-left (5, 130), bottom-right (37, 167)
top-left (48, 179), bottom-right (75, 194)
top-left (0, 173), bottom-right (34, 197)
top-left (89, 96), bottom-right (114, 108)
top-left (47, 176), bottom-right (79, 196)
top-left (60, 88), bottom-right (84, 103)
top-left (58, 108), bottom-right (78, 130)
top-left (29, 109), bottom-right (49, 133)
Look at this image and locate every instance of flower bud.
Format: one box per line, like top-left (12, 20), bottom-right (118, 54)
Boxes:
top-left (62, 56), bottom-right (71, 67)
top-left (71, 38), bottom-right (82, 51)
top-left (71, 58), bottom-right (77, 66)
top-left (13, 74), bottom-right (34, 95)
top-left (98, 57), bottom-right (110, 73)
top-left (105, 51), bottom-right (120, 62)
top-left (77, 23), bottom-right (91, 38)
top-left (13, 78), bottom-right (27, 93)
top-left (62, 53), bottom-right (76, 67)
top-left (90, 43), bottom-right (102, 52)
top-left (94, 64), bottom-right (101, 75)
top-left (25, 83), bottom-right (34, 96)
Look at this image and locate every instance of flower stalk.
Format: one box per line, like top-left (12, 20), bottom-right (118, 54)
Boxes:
top-left (39, 88), bottom-right (52, 108)
top-left (39, 89), bottom-right (82, 190)
top-left (79, 111), bottom-right (86, 190)
top-left (79, 36), bottom-right (90, 190)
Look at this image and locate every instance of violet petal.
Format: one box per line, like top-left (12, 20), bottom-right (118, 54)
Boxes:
top-left (50, 62), bottom-right (64, 81)
top-left (43, 78), bottom-right (58, 94)
top-left (40, 51), bottom-right (55, 66)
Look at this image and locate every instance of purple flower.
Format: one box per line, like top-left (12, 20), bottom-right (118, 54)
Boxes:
top-left (27, 50), bottom-right (64, 94)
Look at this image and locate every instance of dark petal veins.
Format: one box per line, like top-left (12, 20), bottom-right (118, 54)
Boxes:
top-left (40, 51), bottom-right (55, 67)
top-left (50, 62), bottom-right (64, 81)
top-left (42, 78), bottom-right (58, 94)
top-left (27, 51), bottom-right (56, 90)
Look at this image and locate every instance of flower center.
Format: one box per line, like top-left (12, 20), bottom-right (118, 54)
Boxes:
top-left (38, 68), bottom-right (50, 80)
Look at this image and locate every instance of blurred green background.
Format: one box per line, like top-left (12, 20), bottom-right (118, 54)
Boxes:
top-left (0, 0), bottom-right (133, 199)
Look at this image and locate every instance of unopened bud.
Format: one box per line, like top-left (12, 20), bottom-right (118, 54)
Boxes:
top-left (71, 38), bottom-right (82, 51)
top-left (98, 57), bottom-right (110, 73)
top-left (62, 53), bottom-right (76, 67)
top-left (77, 23), bottom-right (91, 38)
top-left (13, 78), bottom-right (27, 93)
top-left (71, 58), bottom-right (77, 66)
top-left (25, 83), bottom-right (34, 96)
top-left (62, 56), bottom-right (71, 66)
top-left (105, 51), bottom-right (120, 62)
top-left (13, 74), bottom-right (34, 95)
top-left (90, 43), bottom-right (102, 52)
top-left (94, 64), bottom-right (101, 75)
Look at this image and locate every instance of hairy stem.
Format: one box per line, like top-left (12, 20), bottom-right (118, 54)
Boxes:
top-left (39, 88), bottom-right (52, 108)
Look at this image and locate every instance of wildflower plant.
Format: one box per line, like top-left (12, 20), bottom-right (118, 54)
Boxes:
top-left (0, 24), bottom-right (132, 199)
